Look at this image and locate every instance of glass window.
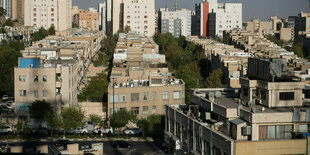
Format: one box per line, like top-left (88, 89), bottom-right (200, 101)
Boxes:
top-left (34, 90), bottom-right (38, 97)
top-left (56, 88), bottom-right (61, 96)
top-left (143, 106), bottom-right (148, 114)
top-left (163, 91), bottom-right (168, 100)
top-left (131, 93), bottom-right (139, 101)
top-left (34, 75), bottom-right (38, 82)
top-left (279, 92), bottom-right (294, 100)
top-left (19, 75), bottom-right (26, 82)
top-left (19, 90), bottom-right (26, 96)
top-left (142, 92), bottom-right (148, 101)
top-left (152, 92), bottom-right (156, 100)
top-left (43, 90), bottom-right (47, 97)
top-left (43, 75), bottom-right (47, 82)
top-left (109, 94), bottom-right (118, 103)
top-left (152, 106), bottom-right (156, 113)
top-left (120, 94), bottom-right (126, 102)
top-left (173, 91), bottom-right (180, 99)
top-left (131, 107), bottom-right (139, 115)
top-left (267, 125), bottom-right (276, 139)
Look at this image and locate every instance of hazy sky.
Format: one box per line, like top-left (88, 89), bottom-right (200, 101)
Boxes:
top-left (73, 0), bottom-right (309, 21)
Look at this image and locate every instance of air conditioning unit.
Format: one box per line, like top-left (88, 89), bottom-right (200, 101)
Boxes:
top-left (242, 126), bottom-right (251, 136)
top-left (255, 99), bottom-right (262, 105)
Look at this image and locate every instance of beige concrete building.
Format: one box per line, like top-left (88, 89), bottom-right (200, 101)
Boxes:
top-left (24, 0), bottom-right (72, 31)
top-left (12, 0), bottom-right (24, 21)
top-left (79, 10), bottom-right (99, 31)
top-left (107, 32), bottom-right (185, 118)
top-left (165, 58), bottom-right (310, 154)
top-left (280, 27), bottom-right (294, 41)
top-left (243, 19), bottom-right (272, 34)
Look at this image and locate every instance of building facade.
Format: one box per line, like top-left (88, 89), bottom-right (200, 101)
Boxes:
top-left (0, 0), bottom-right (12, 18)
top-left (12, 0), bottom-right (25, 21)
top-left (107, 32), bottom-right (185, 118)
top-left (24, 0), bottom-right (72, 31)
top-left (98, 2), bottom-right (106, 31)
top-left (159, 8), bottom-right (191, 37)
top-left (79, 10), bottom-right (99, 31)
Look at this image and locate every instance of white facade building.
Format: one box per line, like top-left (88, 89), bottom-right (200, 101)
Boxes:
top-left (208, 0), bottom-right (242, 37)
top-left (159, 8), bottom-right (191, 37)
top-left (24, 0), bottom-right (72, 32)
top-left (123, 0), bottom-right (155, 37)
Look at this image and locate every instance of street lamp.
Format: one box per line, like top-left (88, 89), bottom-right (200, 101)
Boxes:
top-left (111, 77), bottom-right (116, 138)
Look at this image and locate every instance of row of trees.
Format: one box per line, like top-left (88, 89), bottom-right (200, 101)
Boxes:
top-left (153, 32), bottom-right (223, 103)
top-left (31, 26), bottom-right (56, 42)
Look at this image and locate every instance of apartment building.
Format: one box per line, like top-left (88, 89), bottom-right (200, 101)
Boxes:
top-left (98, 2), bottom-right (106, 31)
top-left (192, 1), bottom-right (209, 36)
top-left (79, 10), bottom-right (99, 31)
top-left (24, 0), bottom-right (72, 31)
top-left (123, 0), bottom-right (155, 37)
top-left (288, 12), bottom-right (310, 39)
top-left (159, 8), bottom-right (191, 37)
top-left (12, 0), bottom-right (24, 21)
top-left (107, 32), bottom-right (185, 118)
top-left (243, 19), bottom-right (272, 34)
top-left (165, 58), bottom-right (310, 155)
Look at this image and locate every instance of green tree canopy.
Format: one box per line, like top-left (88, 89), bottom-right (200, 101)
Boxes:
top-left (62, 106), bottom-right (85, 131)
top-left (0, 7), bottom-right (6, 17)
top-left (31, 27), bottom-right (49, 42)
top-left (48, 26), bottom-right (56, 35)
top-left (29, 100), bottom-right (53, 127)
top-left (2, 18), bottom-right (13, 27)
top-left (110, 109), bottom-right (136, 128)
top-left (46, 111), bottom-right (63, 137)
top-left (204, 69), bottom-right (223, 88)
top-left (89, 114), bottom-right (102, 125)
top-left (137, 119), bottom-right (151, 137)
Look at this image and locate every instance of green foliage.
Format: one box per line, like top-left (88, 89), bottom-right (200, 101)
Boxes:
top-left (0, 7), bottom-right (6, 17)
top-left (48, 26), bottom-right (56, 35)
top-left (286, 42), bottom-right (305, 58)
top-left (204, 69), bottom-right (223, 88)
top-left (46, 112), bottom-right (63, 137)
top-left (29, 100), bottom-right (53, 127)
top-left (62, 106), bottom-right (85, 131)
top-left (0, 40), bottom-right (23, 96)
top-left (2, 18), bottom-right (13, 27)
top-left (265, 34), bottom-right (284, 47)
top-left (137, 119), bottom-right (151, 137)
top-left (110, 109), bottom-right (136, 128)
top-left (78, 72), bottom-right (109, 102)
top-left (0, 122), bottom-right (5, 129)
top-left (14, 119), bottom-right (30, 135)
top-left (89, 114), bottom-right (102, 125)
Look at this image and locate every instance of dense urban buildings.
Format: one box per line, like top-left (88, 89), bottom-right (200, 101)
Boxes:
top-left (107, 32), bottom-right (185, 117)
top-left (24, 0), bottom-right (72, 31)
top-left (78, 9), bottom-right (99, 31)
top-left (159, 8), bottom-right (192, 37)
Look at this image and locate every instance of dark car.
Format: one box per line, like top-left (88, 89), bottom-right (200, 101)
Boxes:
top-left (111, 140), bottom-right (131, 148)
top-left (55, 139), bottom-right (73, 147)
top-left (33, 128), bottom-right (49, 135)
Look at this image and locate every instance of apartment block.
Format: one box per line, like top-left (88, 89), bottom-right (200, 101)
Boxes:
top-left (123, 0), bottom-right (155, 37)
top-left (243, 19), bottom-right (272, 34)
top-left (192, 1), bottom-right (209, 36)
top-left (24, 0), bottom-right (72, 31)
top-left (107, 32), bottom-right (185, 118)
top-left (98, 2), bottom-right (106, 31)
top-left (12, 0), bottom-right (24, 21)
top-left (159, 8), bottom-right (191, 37)
top-left (165, 58), bottom-right (310, 154)
top-left (79, 10), bottom-right (99, 31)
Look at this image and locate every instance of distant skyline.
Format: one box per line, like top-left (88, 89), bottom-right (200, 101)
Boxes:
top-left (73, 0), bottom-right (309, 21)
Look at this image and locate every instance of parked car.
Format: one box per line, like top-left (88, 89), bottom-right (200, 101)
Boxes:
top-left (69, 127), bottom-right (88, 134)
top-left (0, 104), bottom-right (14, 113)
top-left (33, 127), bottom-right (49, 135)
top-left (4, 101), bottom-right (15, 107)
top-left (2, 95), bottom-right (8, 101)
top-left (124, 128), bottom-right (142, 135)
top-left (111, 140), bottom-right (131, 148)
top-left (93, 126), bottom-right (112, 134)
top-left (0, 126), bottom-right (13, 134)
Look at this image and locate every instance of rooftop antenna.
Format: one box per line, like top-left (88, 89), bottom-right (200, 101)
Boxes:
top-left (174, 0), bottom-right (177, 11)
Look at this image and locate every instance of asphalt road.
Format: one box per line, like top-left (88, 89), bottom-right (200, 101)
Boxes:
top-left (0, 140), bottom-right (166, 155)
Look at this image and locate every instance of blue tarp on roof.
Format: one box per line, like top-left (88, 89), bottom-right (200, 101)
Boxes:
top-left (19, 58), bottom-right (39, 68)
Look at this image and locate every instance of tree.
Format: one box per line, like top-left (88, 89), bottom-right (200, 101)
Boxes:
top-left (72, 23), bottom-right (79, 28)
top-left (137, 119), bottom-right (151, 137)
top-left (89, 114), bottom-right (101, 126)
top-left (2, 18), bottom-right (13, 27)
top-left (48, 26), bottom-right (56, 35)
top-left (78, 72), bottom-right (109, 102)
top-left (29, 100), bottom-right (53, 127)
top-left (110, 109), bottom-right (136, 128)
top-left (31, 27), bottom-right (48, 41)
top-left (204, 69), bottom-right (223, 88)
top-left (46, 112), bottom-right (63, 137)
top-left (0, 7), bottom-right (6, 17)
top-left (62, 106), bottom-right (85, 132)
top-left (14, 119), bottom-right (30, 135)
top-left (124, 25), bottom-right (131, 33)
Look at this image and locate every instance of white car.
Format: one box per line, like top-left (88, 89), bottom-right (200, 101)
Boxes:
top-left (93, 127), bottom-right (113, 134)
top-left (0, 126), bottom-right (13, 134)
top-left (69, 127), bottom-right (88, 134)
top-left (124, 128), bottom-right (142, 135)
top-left (2, 95), bottom-right (8, 101)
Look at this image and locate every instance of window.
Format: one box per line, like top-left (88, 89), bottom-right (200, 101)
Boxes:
top-left (51, 8), bottom-right (54, 12)
top-left (56, 74), bottom-right (61, 82)
top-left (127, 15), bottom-right (130, 18)
top-left (261, 90), bottom-right (266, 100)
top-left (144, 26), bottom-right (148, 29)
top-left (131, 93), bottom-right (139, 101)
top-left (152, 106), bottom-right (156, 113)
top-left (34, 90), bottom-right (38, 97)
top-left (43, 75), bottom-right (47, 82)
top-left (127, 21), bottom-right (130, 24)
top-left (144, 21), bottom-right (148, 24)
top-left (34, 75), bottom-right (38, 82)
top-left (144, 15), bottom-right (148, 18)
top-left (142, 92), bottom-right (148, 101)
top-left (163, 91), bottom-right (169, 100)
top-left (33, 13), bottom-right (36, 17)
top-left (43, 90), bottom-right (47, 97)
top-left (51, 13), bottom-right (54, 17)
top-left (259, 125), bottom-right (292, 140)
top-left (56, 88), bottom-right (61, 96)
top-left (19, 90), bottom-right (26, 96)
top-left (152, 78), bottom-right (162, 84)
top-left (19, 75), bottom-right (26, 82)
top-left (152, 92), bottom-right (156, 100)
top-left (173, 91), bottom-right (180, 99)
top-left (109, 94), bottom-right (118, 103)
top-left (131, 107), bottom-right (139, 115)
top-left (279, 92), bottom-right (294, 101)
top-left (33, 8), bottom-right (36, 11)
top-left (51, 18), bottom-right (54, 22)
top-left (143, 106), bottom-right (148, 114)
top-left (120, 94), bottom-right (126, 102)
